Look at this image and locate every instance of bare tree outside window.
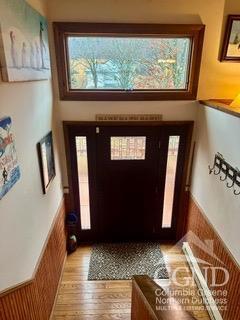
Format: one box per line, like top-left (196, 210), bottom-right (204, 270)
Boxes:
top-left (67, 36), bottom-right (190, 90)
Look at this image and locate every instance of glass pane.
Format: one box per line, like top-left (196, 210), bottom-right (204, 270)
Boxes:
top-left (76, 137), bottom-right (91, 230)
top-left (162, 136), bottom-right (180, 228)
top-left (111, 137), bottom-right (146, 160)
top-left (67, 36), bottom-right (190, 90)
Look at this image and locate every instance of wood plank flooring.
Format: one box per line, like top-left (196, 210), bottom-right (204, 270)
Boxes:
top-left (52, 244), bottom-right (210, 320)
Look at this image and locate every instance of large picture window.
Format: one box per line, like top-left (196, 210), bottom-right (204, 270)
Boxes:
top-left (54, 23), bottom-right (205, 100)
top-left (68, 37), bottom-right (190, 90)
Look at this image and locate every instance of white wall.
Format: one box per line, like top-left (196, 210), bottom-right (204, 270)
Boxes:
top-left (0, 0), bottom-right (63, 291)
top-left (191, 105), bottom-right (240, 264)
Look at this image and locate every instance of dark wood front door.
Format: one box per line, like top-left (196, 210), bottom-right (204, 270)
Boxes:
top-left (65, 122), bottom-right (193, 242)
top-left (95, 126), bottom-right (164, 240)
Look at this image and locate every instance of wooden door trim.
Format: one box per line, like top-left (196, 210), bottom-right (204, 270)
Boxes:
top-left (176, 123), bottom-right (193, 239)
top-left (63, 121), bottom-right (194, 241)
top-left (64, 120), bottom-right (193, 127)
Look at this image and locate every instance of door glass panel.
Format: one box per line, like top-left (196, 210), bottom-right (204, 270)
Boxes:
top-left (76, 137), bottom-right (91, 230)
top-left (162, 136), bottom-right (180, 228)
top-left (111, 137), bottom-right (146, 160)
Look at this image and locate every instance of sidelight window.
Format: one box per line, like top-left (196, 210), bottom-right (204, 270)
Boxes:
top-left (76, 136), bottom-right (91, 230)
top-left (162, 136), bottom-right (180, 228)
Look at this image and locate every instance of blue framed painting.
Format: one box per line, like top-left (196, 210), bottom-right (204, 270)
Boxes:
top-left (0, 117), bottom-right (20, 199)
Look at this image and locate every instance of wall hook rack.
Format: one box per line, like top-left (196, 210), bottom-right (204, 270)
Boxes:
top-left (208, 153), bottom-right (240, 196)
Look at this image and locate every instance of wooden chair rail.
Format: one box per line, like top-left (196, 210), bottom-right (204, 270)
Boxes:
top-left (131, 275), bottom-right (196, 320)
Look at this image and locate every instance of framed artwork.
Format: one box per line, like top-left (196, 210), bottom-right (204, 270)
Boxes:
top-left (0, 117), bottom-right (20, 200)
top-left (37, 132), bottom-right (56, 194)
top-left (0, 0), bottom-right (51, 81)
top-left (221, 15), bottom-right (240, 62)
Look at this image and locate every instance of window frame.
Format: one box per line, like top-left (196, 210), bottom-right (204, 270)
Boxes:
top-left (53, 22), bottom-right (205, 101)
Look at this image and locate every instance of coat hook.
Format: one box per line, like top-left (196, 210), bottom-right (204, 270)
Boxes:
top-left (220, 171), bottom-right (228, 181)
top-left (214, 166), bottom-right (221, 175)
top-left (233, 188), bottom-right (240, 195)
top-left (233, 169), bottom-right (240, 195)
top-left (226, 178), bottom-right (235, 188)
top-left (214, 156), bottom-right (223, 175)
top-left (220, 163), bottom-right (228, 181)
top-left (208, 164), bottom-right (215, 174)
top-left (226, 168), bottom-right (236, 188)
top-left (209, 153), bottom-right (239, 194)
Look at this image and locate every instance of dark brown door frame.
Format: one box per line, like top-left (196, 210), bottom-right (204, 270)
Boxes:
top-left (63, 121), bottom-right (194, 242)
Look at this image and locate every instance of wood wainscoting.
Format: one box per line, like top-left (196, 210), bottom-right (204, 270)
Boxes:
top-left (186, 195), bottom-right (240, 320)
top-left (0, 199), bottom-right (67, 320)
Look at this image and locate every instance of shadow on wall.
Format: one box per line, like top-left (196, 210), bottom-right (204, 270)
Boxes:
top-left (191, 107), bottom-right (211, 187)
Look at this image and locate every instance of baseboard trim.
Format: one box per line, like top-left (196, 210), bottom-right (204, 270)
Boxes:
top-left (182, 242), bottom-right (223, 320)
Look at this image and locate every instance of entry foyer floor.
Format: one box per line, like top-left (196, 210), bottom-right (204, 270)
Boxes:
top-left (52, 244), bottom-right (210, 320)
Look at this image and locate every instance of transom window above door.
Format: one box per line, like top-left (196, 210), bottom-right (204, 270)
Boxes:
top-left (53, 23), bottom-right (205, 100)
top-left (67, 37), bottom-right (190, 91)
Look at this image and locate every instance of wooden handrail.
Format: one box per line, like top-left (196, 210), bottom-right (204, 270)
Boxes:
top-left (131, 275), bottom-right (196, 320)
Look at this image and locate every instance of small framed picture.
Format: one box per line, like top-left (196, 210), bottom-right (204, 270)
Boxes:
top-left (221, 15), bottom-right (240, 62)
top-left (37, 131), bottom-right (56, 194)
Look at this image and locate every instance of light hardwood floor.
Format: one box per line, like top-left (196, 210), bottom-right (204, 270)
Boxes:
top-left (52, 244), bottom-right (210, 320)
